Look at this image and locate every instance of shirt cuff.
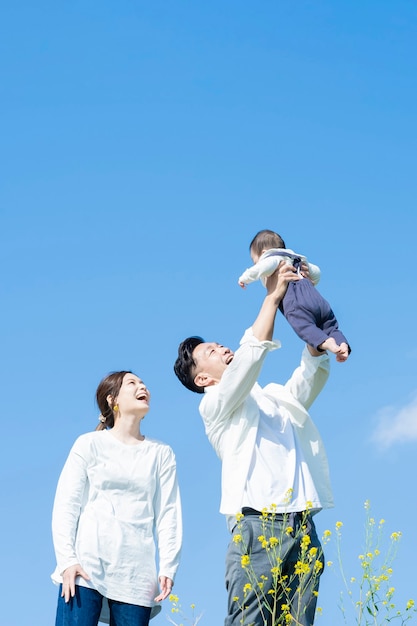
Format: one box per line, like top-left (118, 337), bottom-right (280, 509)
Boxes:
top-left (240, 327), bottom-right (281, 350)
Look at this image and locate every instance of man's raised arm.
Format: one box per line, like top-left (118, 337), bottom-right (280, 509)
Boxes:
top-left (251, 263), bottom-right (301, 342)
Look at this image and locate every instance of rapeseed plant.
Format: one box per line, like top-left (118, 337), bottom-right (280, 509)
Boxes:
top-left (324, 500), bottom-right (416, 625)
top-left (167, 593), bottom-right (203, 626)
top-left (229, 502), bottom-right (324, 625)
top-left (167, 501), bottom-right (415, 625)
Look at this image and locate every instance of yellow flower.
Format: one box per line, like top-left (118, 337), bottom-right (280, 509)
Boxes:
top-left (282, 490), bottom-right (293, 506)
top-left (294, 561), bottom-right (310, 575)
top-left (169, 594), bottom-right (179, 603)
top-left (285, 526), bottom-right (294, 535)
top-left (301, 535), bottom-right (311, 548)
top-left (322, 529), bottom-right (331, 539)
top-left (327, 561), bottom-right (333, 567)
top-left (305, 500), bottom-right (313, 511)
top-left (406, 599), bottom-right (415, 610)
top-left (233, 534), bottom-right (243, 544)
top-left (258, 535), bottom-right (265, 543)
top-left (233, 596), bottom-right (239, 602)
top-left (314, 560), bottom-right (323, 572)
top-left (235, 512), bottom-right (244, 522)
top-left (285, 614), bottom-right (293, 623)
top-left (390, 531), bottom-right (402, 541)
top-left (281, 604), bottom-right (290, 611)
top-left (241, 554), bottom-right (251, 568)
top-left (243, 583), bottom-right (252, 594)
top-left (269, 536), bottom-right (279, 547)
top-left (309, 547), bottom-right (318, 557)
top-left (335, 521), bottom-right (343, 529)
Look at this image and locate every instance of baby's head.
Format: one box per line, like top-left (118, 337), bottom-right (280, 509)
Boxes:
top-left (249, 229), bottom-right (286, 263)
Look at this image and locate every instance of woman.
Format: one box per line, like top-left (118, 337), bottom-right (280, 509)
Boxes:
top-left (51, 371), bottom-right (182, 626)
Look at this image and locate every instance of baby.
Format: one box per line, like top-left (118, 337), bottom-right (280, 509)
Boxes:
top-left (238, 229), bottom-right (351, 362)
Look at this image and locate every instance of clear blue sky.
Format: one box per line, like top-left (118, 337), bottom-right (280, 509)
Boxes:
top-left (1, 1), bottom-right (416, 624)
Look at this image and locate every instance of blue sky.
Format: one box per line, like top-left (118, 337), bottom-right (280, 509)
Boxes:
top-left (1, 1), bottom-right (416, 624)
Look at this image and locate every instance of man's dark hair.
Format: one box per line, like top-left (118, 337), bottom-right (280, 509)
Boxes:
top-left (173, 336), bottom-right (205, 394)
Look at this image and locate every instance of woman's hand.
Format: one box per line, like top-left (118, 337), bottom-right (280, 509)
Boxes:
top-left (61, 563), bottom-right (90, 603)
top-left (154, 575), bottom-right (174, 602)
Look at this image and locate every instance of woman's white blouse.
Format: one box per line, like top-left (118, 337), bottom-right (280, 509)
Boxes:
top-left (51, 430), bottom-right (182, 610)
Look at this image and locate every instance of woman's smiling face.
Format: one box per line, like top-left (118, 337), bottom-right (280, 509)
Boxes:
top-left (111, 373), bottom-right (151, 416)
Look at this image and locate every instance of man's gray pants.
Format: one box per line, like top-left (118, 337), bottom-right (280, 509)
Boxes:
top-left (224, 511), bottom-right (324, 626)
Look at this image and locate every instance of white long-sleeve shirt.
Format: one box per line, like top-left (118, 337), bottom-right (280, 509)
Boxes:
top-left (199, 328), bottom-right (333, 531)
top-left (238, 248), bottom-right (321, 287)
top-left (51, 430), bottom-right (182, 614)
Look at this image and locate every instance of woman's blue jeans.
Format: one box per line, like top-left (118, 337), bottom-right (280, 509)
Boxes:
top-left (55, 585), bottom-right (152, 626)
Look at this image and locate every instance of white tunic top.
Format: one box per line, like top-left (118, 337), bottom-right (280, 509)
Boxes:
top-left (51, 430), bottom-right (182, 614)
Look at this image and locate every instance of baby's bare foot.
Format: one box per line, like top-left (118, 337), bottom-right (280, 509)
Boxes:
top-left (319, 339), bottom-right (350, 362)
top-left (336, 342), bottom-right (349, 362)
top-left (318, 338), bottom-right (339, 354)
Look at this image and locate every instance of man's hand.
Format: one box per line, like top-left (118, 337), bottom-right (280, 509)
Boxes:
top-left (155, 576), bottom-right (174, 602)
top-left (61, 563), bottom-right (90, 603)
top-left (265, 261), bottom-right (301, 303)
top-left (252, 262), bottom-right (301, 342)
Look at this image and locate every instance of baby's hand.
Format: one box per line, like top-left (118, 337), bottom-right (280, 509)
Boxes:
top-left (238, 281), bottom-right (247, 289)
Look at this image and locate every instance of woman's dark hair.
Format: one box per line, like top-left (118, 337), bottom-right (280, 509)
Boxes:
top-left (249, 229), bottom-right (286, 258)
top-left (173, 336), bottom-right (205, 394)
top-left (95, 370), bottom-right (132, 431)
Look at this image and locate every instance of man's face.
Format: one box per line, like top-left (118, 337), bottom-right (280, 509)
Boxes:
top-left (192, 342), bottom-right (234, 388)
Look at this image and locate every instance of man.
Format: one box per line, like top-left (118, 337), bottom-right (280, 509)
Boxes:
top-left (173, 263), bottom-right (333, 626)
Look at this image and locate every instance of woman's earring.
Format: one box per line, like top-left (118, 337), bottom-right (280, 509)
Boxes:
top-left (113, 404), bottom-right (119, 412)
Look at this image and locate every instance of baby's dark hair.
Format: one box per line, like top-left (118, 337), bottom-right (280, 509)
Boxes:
top-left (173, 336), bottom-right (205, 394)
top-left (249, 229), bottom-right (286, 258)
